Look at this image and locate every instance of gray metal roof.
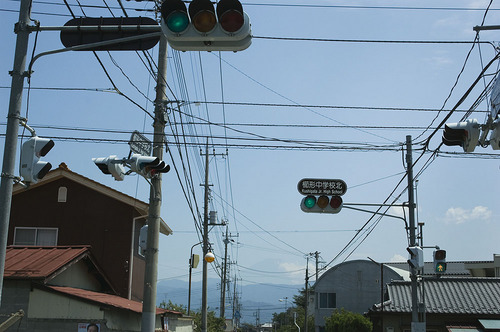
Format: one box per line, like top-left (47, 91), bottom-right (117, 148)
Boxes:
top-left (377, 278), bottom-right (500, 315)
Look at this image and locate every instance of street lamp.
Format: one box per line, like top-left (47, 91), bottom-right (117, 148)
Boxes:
top-left (188, 242), bottom-right (202, 316)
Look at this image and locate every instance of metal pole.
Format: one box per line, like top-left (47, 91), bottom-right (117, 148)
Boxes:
top-left (406, 135), bottom-right (419, 329)
top-left (0, 0), bottom-right (32, 305)
top-left (141, 35), bottom-right (168, 332)
top-left (201, 139), bottom-right (209, 332)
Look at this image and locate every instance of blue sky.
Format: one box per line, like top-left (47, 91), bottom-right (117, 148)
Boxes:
top-left (1, 0), bottom-right (500, 309)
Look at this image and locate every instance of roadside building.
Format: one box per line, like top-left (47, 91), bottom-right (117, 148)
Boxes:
top-left (367, 277), bottom-right (500, 332)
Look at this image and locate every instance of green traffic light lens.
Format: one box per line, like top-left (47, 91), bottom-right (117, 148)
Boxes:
top-left (304, 196), bottom-right (316, 209)
top-left (167, 11), bottom-right (190, 33)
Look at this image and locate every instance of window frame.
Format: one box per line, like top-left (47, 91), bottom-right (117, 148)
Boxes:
top-left (13, 227), bottom-right (59, 246)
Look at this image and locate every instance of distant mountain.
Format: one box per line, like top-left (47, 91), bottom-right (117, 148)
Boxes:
top-left (157, 279), bottom-right (303, 324)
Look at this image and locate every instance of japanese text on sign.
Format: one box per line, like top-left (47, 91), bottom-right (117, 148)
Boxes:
top-left (297, 178), bottom-right (347, 196)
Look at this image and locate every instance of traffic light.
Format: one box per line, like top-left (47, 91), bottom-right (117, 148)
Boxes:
top-left (160, 0), bottom-right (252, 51)
top-left (92, 155), bottom-right (126, 181)
top-left (442, 118), bottom-right (480, 153)
top-left (434, 249), bottom-right (447, 274)
top-left (300, 195), bottom-right (343, 214)
top-left (129, 153), bottom-right (170, 178)
top-left (20, 136), bottom-right (55, 184)
top-left (489, 118), bottom-right (500, 150)
top-left (407, 246), bottom-right (424, 270)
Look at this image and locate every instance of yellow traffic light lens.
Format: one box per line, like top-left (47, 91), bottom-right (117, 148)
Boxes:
top-left (317, 195), bottom-right (329, 209)
top-left (192, 11), bottom-right (217, 32)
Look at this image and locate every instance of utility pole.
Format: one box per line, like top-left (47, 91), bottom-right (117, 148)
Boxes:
top-left (141, 35), bottom-right (168, 332)
top-left (221, 225), bottom-right (229, 318)
top-left (0, 0), bottom-right (32, 305)
top-left (314, 251), bottom-right (320, 283)
top-left (304, 255), bottom-right (310, 332)
top-left (201, 140), bottom-right (210, 332)
top-left (406, 135), bottom-right (422, 332)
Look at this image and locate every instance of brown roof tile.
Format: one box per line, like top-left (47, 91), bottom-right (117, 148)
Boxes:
top-left (4, 246), bottom-right (90, 279)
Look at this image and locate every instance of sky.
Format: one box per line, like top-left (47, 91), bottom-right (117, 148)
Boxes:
top-left (1, 0), bottom-right (500, 312)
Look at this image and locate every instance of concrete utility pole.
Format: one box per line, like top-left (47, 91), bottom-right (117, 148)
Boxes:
top-left (304, 255), bottom-right (310, 332)
top-left (141, 35), bottom-right (168, 332)
top-left (0, 0), bottom-right (32, 305)
top-left (201, 140), bottom-right (210, 332)
top-left (406, 135), bottom-right (422, 332)
top-left (220, 225), bottom-right (229, 318)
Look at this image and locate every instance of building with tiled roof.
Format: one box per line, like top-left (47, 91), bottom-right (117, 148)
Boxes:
top-left (313, 256), bottom-right (500, 332)
top-left (8, 163), bottom-right (172, 301)
top-left (1, 246), bottom-right (192, 331)
top-left (367, 278), bottom-right (500, 332)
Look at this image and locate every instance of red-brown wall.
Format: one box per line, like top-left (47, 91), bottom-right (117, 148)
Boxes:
top-left (8, 177), bottom-right (146, 299)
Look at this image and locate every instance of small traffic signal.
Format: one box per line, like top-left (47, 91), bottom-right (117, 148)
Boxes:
top-left (407, 246), bottom-right (424, 270)
top-left (300, 195), bottom-right (343, 214)
top-left (442, 119), bottom-right (480, 153)
top-left (434, 249), bottom-right (447, 274)
top-left (489, 118), bottom-right (500, 150)
top-left (92, 155), bottom-right (126, 181)
top-left (20, 136), bottom-right (55, 184)
top-left (129, 153), bottom-right (170, 178)
top-left (160, 0), bottom-right (252, 51)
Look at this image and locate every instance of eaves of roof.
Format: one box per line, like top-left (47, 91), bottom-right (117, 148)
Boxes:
top-left (12, 163), bottom-right (173, 236)
top-left (13, 163), bottom-right (149, 213)
top-left (45, 285), bottom-right (181, 316)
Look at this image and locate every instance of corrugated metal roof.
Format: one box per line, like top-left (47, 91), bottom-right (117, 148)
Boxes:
top-left (381, 278), bottom-right (500, 315)
top-left (47, 286), bottom-right (177, 315)
top-left (4, 246), bottom-right (89, 280)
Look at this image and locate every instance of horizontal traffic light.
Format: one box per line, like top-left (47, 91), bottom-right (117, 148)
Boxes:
top-left (301, 195), bottom-right (343, 214)
top-left (130, 153), bottom-right (170, 178)
top-left (442, 119), bottom-right (480, 153)
top-left (92, 155), bottom-right (126, 181)
top-left (160, 0), bottom-right (252, 51)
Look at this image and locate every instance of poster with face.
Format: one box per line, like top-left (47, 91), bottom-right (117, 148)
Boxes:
top-left (77, 323), bottom-right (100, 332)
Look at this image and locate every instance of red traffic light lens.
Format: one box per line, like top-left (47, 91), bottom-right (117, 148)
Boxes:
top-left (330, 196), bottom-right (342, 209)
top-left (434, 250), bottom-right (446, 260)
top-left (219, 10), bottom-right (244, 32)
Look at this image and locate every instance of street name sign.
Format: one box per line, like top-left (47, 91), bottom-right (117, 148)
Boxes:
top-left (128, 131), bottom-right (152, 156)
top-left (297, 178), bottom-right (347, 196)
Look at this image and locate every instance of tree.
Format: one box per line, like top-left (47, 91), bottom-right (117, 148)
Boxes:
top-left (159, 300), bottom-right (187, 314)
top-left (324, 309), bottom-right (372, 332)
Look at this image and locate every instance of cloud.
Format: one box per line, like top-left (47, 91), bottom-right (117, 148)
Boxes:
top-left (390, 254), bottom-right (406, 263)
top-left (444, 206), bottom-right (492, 224)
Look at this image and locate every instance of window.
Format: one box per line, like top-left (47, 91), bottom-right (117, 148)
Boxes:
top-left (14, 227), bottom-right (58, 246)
top-left (58, 186), bottom-right (67, 202)
top-left (319, 292), bottom-right (336, 309)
